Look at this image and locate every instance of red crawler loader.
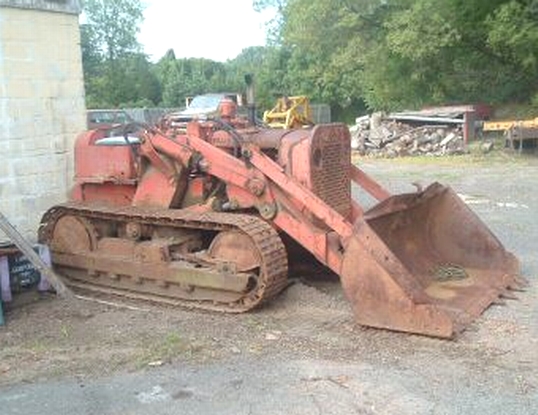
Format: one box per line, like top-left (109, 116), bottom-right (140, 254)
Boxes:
top-left (39, 101), bottom-right (523, 338)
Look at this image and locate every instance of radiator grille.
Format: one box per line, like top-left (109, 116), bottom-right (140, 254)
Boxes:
top-left (310, 125), bottom-right (351, 219)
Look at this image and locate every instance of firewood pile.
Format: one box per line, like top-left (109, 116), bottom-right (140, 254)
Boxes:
top-left (350, 113), bottom-right (467, 157)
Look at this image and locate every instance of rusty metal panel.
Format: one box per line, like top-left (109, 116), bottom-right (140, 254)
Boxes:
top-left (75, 131), bottom-right (138, 183)
top-left (310, 124), bottom-right (351, 219)
top-left (341, 183), bottom-right (522, 338)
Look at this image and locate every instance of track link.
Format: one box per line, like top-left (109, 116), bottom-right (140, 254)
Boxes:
top-left (39, 203), bottom-right (288, 313)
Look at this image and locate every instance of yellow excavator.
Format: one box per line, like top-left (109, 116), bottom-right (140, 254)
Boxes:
top-left (263, 95), bottom-right (314, 129)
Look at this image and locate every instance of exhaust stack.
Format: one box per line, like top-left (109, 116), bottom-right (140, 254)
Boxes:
top-left (244, 73), bottom-right (256, 125)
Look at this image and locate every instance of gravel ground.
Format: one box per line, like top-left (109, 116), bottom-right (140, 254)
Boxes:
top-left (0, 153), bottom-right (537, 414)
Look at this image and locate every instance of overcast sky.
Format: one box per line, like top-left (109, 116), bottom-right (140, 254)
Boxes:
top-left (138, 0), bottom-right (274, 62)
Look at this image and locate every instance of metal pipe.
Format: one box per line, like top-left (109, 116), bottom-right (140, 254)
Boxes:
top-left (244, 74), bottom-right (256, 125)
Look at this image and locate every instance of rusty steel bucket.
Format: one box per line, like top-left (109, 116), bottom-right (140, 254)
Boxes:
top-left (341, 182), bottom-right (523, 338)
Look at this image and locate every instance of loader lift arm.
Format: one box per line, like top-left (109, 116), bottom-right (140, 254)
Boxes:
top-left (133, 122), bottom-right (523, 338)
top-left (136, 123), bottom-right (389, 273)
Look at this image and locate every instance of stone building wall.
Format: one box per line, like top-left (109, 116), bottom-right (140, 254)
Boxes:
top-left (0, 0), bottom-right (85, 241)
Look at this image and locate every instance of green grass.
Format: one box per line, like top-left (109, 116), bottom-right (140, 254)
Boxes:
top-left (60, 324), bottom-right (70, 339)
top-left (244, 315), bottom-right (269, 331)
top-left (135, 332), bottom-right (205, 368)
top-left (27, 340), bottom-right (49, 354)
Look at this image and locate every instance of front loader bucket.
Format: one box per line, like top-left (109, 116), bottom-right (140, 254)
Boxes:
top-left (341, 183), bottom-right (522, 338)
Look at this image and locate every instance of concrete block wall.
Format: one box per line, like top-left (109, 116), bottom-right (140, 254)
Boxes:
top-left (0, 4), bottom-right (86, 242)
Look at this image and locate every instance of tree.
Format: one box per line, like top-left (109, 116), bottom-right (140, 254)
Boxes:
top-left (375, 0), bottom-right (538, 106)
top-left (83, 0), bottom-right (144, 61)
top-left (82, 0), bottom-right (538, 116)
top-left (117, 53), bottom-right (161, 107)
top-left (155, 50), bottom-right (185, 107)
top-left (268, 0), bottom-right (538, 113)
top-left (81, 0), bottom-right (161, 107)
top-left (253, 0), bottom-right (287, 43)
top-left (277, 0), bottom-right (384, 116)
top-left (80, 22), bottom-right (104, 108)
top-left (486, 1), bottom-right (538, 102)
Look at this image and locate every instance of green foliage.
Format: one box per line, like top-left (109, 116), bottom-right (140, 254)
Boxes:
top-left (486, 1), bottom-right (538, 72)
top-left (371, 0), bottom-right (527, 107)
top-left (82, 0), bottom-right (160, 108)
top-left (277, 0), bottom-right (386, 114)
top-left (84, 53), bottom-right (161, 108)
top-left (251, 0), bottom-right (537, 112)
top-left (154, 53), bottom-right (233, 108)
top-left (83, 0), bottom-right (143, 61)
top-left (82, 0), bottom-right (538, 118)
top-left (155, 50), bottom-right (184, 107)
top-left (226, 46), bottom-right (294, 109)
top-left (385, 1), bottom-right (460, 60)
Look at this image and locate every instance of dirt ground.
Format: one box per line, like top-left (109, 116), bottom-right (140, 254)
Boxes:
top-left (0, 151), bottom-right (537, 414)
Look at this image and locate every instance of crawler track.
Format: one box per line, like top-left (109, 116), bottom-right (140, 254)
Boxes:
top-left (39, 203), bottom-right (288, 313)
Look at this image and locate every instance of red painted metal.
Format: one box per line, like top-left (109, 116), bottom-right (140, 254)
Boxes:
top-left (74, 130), bottom-right (138, 185)
top-left (349, 165), bottom-right (391, 202)
top-left (249, 147), bottom-right (353, 240)
top-left (73, 183), bottom-right (136, 205)
top-left (72, 130), bottom-right (137, 205)
top-left (218, 98), bottom-right (237, 120)
top-left (342, 183), bottom-right (521, 337)
top-left (132, 167), bottom-right (183, 208)
top-left (62, 118), bottom-right (522, 338)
